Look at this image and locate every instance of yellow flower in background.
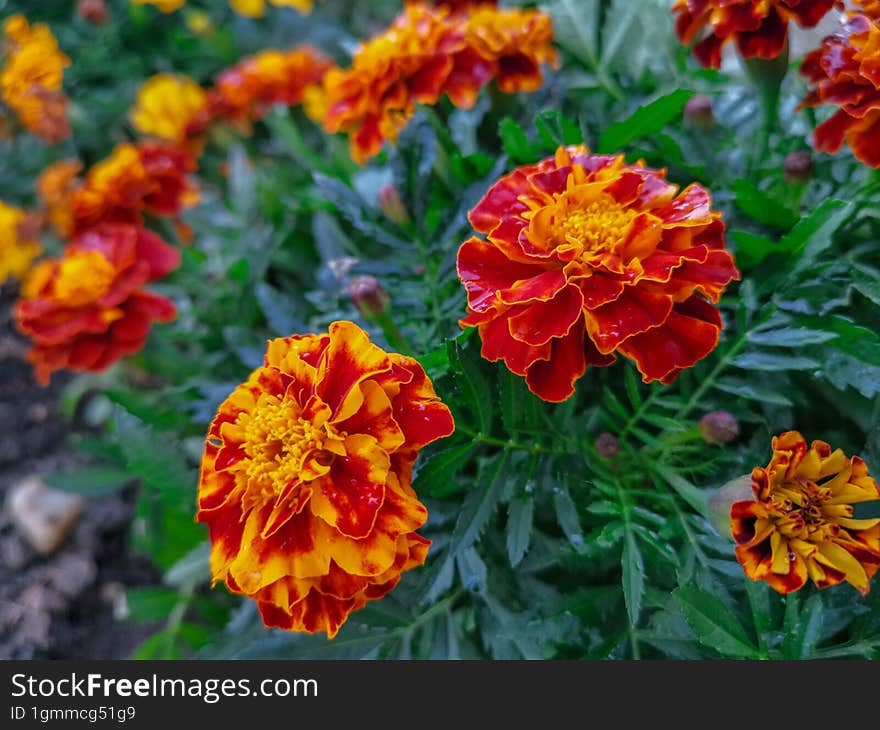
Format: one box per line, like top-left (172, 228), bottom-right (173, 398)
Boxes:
top-left (130, 73), bottom-right (208, 147)
top-left (131, 0), bottom-right (186, 12)
top-left (230, 0), bottom-right (314, 17)
top-left (1, 14), bottom-right (71, 143)
top-left (0, 200), bottom-right (43, 285)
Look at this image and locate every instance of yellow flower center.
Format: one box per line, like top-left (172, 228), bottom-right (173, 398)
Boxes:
top-left (560, 200), bottom-right (638, 260)
top-left (238, 393), bottom-right (328, 496)
top-left (53, 251), bottom-right (116, 307)
top-left (772, 479), bottom-right (839, 541)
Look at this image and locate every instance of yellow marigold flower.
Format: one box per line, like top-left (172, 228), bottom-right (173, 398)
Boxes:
top-left (196, 320), bottom-right (455, 638)
top-left (230, 0), bottom-right (314, 18)
top-left (130, 73), bottom-right (208, 148)
top-left (1, 15), bottom-right (71, 143)
top-left (731, 431), bottom-right (880, 595)
top-left (131, 0), bottom-right (186, 12)
top-left (0, 200), bottom-right (42, 285)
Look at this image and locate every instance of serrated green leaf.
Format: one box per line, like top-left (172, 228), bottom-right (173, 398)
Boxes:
top-left (673, 586), bottom-right (760, 658)
top-left (747, 327), bottom-right (839, 347)
top-left (599, 89), bottom-right (693, 152)
top-left (506, 495), bottom-right (535, 568)
top-left (554, 485), bottom-right (585, 552)
top-left (622, 532), bottom-right (644, 625)
top-left (413, 442), bottom-right (475, 498)
top-left (714, 378), bottom-right (793, 406)
top-left (731, 352), bottom-right (820, 371)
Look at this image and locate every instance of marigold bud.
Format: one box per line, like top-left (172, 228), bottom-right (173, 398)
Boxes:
top-left (683, 94), bottom-right (714, 132)
top-left (699, 410), bottom-right (739, 444)
top-left (378, 184), bottom-right (410, 226)
top-left (594, 431), bottom-right (620, 458)
top-left (783, 150), bottom-right (813, 184)
top-left (348, 275), bottom-right (390, 319)
top-left (77, 0), bottom-right (110, 24)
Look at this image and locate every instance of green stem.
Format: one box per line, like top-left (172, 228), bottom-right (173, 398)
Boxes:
top-left (743, 577), bottom-right (770, 660)
top-left (457, 426), bottom-right (573, 457)
top-left (370, 309), bottom-right (415, 357)
top-left (675, 333), bottom-right (748, 420)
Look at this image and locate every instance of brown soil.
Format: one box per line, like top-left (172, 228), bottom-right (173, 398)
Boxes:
top-left (0, 282), bottom-right (160, 660)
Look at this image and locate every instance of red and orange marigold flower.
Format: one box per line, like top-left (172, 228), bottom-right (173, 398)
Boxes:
top-left (196, 320), bottom-right (455, 638)
top-left (14, 223), bottom-right (180, 384)
top-left (731, 431), bottom-right (880, 595)
top-left (456, 145), bottom-right (739, 402)
top-left (210, 47), bottom-right (333, 129)
top-left (1, 14), bottom-right (71, 143)
top-left (322, 2), bottom-right (557, 164)
top-left (70, 142), bottom-right (199, 235)
top-left (672, 0), bottom-right (841, 68)
top-left (800, 12), bottom-right (880, 167)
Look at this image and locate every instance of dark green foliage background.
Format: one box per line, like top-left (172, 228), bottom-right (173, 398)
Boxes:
top-left (3, 0), bottom-right (879, 659)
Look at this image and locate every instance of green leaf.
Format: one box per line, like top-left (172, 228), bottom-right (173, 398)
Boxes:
top-left (729, 230), bottom-right (777, 269)
top-left (673, 586), bottom-right (761, 658)
top-left (43, 466), bottom-right (132, 497)
top-left (506, 495), bottom-right (534, 568)
top-left (448, 337), bottom-right (493, 433)
top-left (783, 593), bottom-right (824, 660)
top-left (126, 587), bottom-right (183, 623)
top-left (730, 352), bottom-right (820, 371)
top-left (598, 89), bottom-right (693, 153)
top-left (622, 532), bottom-right (644, 626)
top-left (499, 117), bottom-right (536, 163)
top-left (456, 547), bottom-right (488, 594)
top-left (746, 327), bottom-right (839, 347)
top-left (553, 485), bottom-right (585, 553)
top-left (714, 377), bottom-right (793, 406)
top-left (413, 442), bottom-right (476, 498)
top-left (732, 179), bottom-right (798, 231)
top-left (535, 110), bottom-right (582, 149)
top-left (654, 464), bottom-right (709, 516)
top-left (545, 0), bottom-right (600, 67)
top-left (784, 199), bottom-right (851, 274)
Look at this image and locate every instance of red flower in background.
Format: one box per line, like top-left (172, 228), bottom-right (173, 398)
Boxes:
top-left (14, 223), bottom-right (180, 384)
top-left (672, 0), bottom-right (841, 68)
top-left (197, 321), bottom-right (455, 638)
top-left (69, 142), bottom-right (199, 235)
top-left (456, 145), bottom-right (739, 402)
top-left (800, 12), bottom-right (880, 167)
top-left (322, 2), bottom-right (557, 164)
top-left (210, 46), bottom-right (333, 129)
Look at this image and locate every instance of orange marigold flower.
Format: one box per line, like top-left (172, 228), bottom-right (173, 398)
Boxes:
top-left (229, 0), bottom-right (315, 17)
top-left (800, 13), bottom-right (880, 167)
top-left (0, 200), bottom-right (42, 285)
top-left (37, 160), bottom-right (82, 237)
top-left (672, 0), bottom-right (841, 68)
top-left (731, 431), bottom-right (880, 595)
top-left (458, 5), bottom-right (557, 100)
top-left (212, 47), bottom-right (333, 128)
top-left (130, 73), bottom-right (209, 151)
top-left (196, 320), bottom-right (455, 638)
top-left (14, 223), bottom-right (180, 384)
top-left (456, 145), bottom-right (739, 402)
top-left (323, 3), bottom-right (556, 164)
top-left (70, 142), bottom-right (199, 235)
top-left (1, 14), bottom-right (71, 142)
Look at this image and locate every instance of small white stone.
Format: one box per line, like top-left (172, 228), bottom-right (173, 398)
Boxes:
top-left (6, 477), bottom-right (85, 555)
